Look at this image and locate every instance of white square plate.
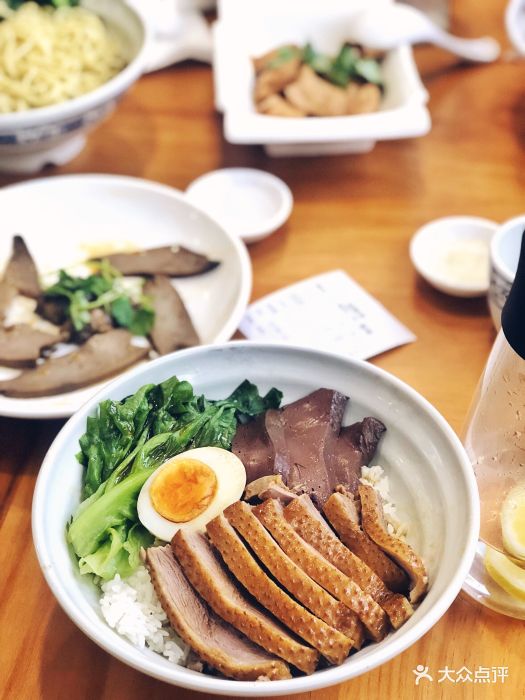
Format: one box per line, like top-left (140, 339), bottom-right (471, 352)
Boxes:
top-left (214, 0), bottom-right (431, 156)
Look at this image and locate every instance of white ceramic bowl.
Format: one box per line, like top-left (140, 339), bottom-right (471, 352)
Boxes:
top-left (33, 343), bottom-right (479, 696)
top-left (0, 0), bottom-right (149, 173)
top-left (410, 216), bottom-right (497, 298)
top-left (214, 0), bottom-right (430, 157)
top-left (489, 214), bottom-right (524, 329)
top-left (0, 174), bottom-right (252, 419)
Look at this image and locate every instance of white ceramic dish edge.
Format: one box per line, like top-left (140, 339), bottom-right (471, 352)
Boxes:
top-left (410, 216), bottom-right (498, 298)
top-left (32, 342), bottom-right (480, 697)
top-left (0, 174), bottom-right (252, 419)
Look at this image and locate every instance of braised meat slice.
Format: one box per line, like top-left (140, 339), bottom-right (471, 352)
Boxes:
top-left (3, 236), bottom-right (41, 298)
top-left (358, 484), bottom-right (428, 604)
top-left (145, 546), bottom-right (291, 681)
top-left (101, 246), bottom-right (219, 278)
top-left (0, 329), bottom-right (148, 397)
top-left (264, 388), bottom-right (348, 505)
top-left (233, 414), bottom-right (275, 482)
top-left (206, 513), bottom-right (351, 666)
top-left (0, 324), bottom-right (61, 367)
top-left (0, 281), bottom-right (16, 322)
top-left (224, 500), bottom-right (361, 649)
top-left (171, 530), bottom-right (318, 674)
top-left (254, 499), bottom-right (387, 642)
top-left (324, 491), bottom-right (408, 592)
top-left (328, 418), bottom-right (387, 495)
top-left (144, 276), bottom-right (199, 355)
top-left (284, 496), bottom-right (413, 629)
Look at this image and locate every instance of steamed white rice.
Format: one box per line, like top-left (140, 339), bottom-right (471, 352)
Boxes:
top-left (100, 564), bottom-right (187, 664)
top-left (360, 464), bottom-right (409, 540)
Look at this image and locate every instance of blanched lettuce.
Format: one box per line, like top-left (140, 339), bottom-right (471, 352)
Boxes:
top-left (68, 375), bottom-right (282, 581)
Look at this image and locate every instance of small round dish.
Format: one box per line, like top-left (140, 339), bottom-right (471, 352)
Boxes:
top-left (186, 168), bottom-right (293, 244)
top-left (409, 216), bottom-right (498, 298)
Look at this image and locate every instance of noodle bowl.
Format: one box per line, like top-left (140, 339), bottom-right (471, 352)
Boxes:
top-left (0, 2), bottom-right (129, 113)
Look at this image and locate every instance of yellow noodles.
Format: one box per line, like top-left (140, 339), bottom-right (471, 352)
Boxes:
top-left (0, 2), bottom-right (128, 113)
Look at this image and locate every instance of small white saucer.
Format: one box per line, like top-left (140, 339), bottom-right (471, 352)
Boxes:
top-left (186, 168), bottom-right (293, 244)
top-left (410, 216), bottom-right (498, 298)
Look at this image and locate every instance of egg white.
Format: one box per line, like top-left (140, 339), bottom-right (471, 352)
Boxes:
top-left (137, 446), bottom-right (246, 542)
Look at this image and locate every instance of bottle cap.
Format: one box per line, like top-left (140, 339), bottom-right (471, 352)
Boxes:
top-left (502, 231), bottom-right (525, 359)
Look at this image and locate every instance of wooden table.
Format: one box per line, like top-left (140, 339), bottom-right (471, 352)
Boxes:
top-left (2, 1), bottom-right (524, 698)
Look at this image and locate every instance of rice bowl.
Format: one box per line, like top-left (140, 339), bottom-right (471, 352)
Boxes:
top-left (32, 343), bottom-right (479, 695)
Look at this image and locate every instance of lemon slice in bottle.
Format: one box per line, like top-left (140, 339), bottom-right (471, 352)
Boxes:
top-left (501, 484), bottom-right (525, 560)
top-left (484, 545), bottom-right (525, 601)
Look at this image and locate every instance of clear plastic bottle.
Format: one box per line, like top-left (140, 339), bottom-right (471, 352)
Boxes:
top-left (462, 232), bottom-right (525, 618)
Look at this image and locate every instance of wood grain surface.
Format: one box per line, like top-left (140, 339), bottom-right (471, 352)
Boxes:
top-left (1, 1), bottom-right (524, 698)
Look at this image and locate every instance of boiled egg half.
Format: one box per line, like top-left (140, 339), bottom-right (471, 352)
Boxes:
top-left (137, 446), bottom-right (246, 541)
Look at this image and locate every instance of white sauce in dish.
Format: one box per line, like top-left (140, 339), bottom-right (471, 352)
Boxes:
top-left (432, 238), bottom-right (490, 287)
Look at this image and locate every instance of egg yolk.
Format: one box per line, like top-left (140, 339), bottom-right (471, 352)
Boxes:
top-left (149, 458), bottom-right (218, 523)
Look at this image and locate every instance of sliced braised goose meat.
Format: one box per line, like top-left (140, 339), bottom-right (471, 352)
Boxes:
top-left (324, 491), bottom-right (409, 593)
top-left (206, 513), bottom-right (351, 666)
top-left (0, 281), bottom-right (16, 322)
top-left (233, 414), bottom-right (275, 482)
top-left (244, 474), bottom-right (287, 502)
top-left (0, 324), bottom-right (62, 367)
top-left (254, 499), bottom-right (387, 642)
top-left (171, 530), bottom-right (318, 675)
top-left (326, 418), bottom-right (387, 496)
top-left (144, 276), bottom-right (199, 355)
top-left (257, 94), bottom-right (306, 118)
top-left (0, 329), bottom-right (149, 397)
top-left (3, 236), bottom-right (41, 298)
top-left (100, 246), bottom-right (219, 278)
top-left (224, 500), bottom-right (361, 649)
top-left (285, 496), bottom-right (413, 629)
top-left (258, 483), bottom-right (298, 505)
top-left (145, 546), bottom-right (291, 681)
top-left (358, 484), bottom-right (428, 604)
top-left (264, 388), bottom-right (348, 505)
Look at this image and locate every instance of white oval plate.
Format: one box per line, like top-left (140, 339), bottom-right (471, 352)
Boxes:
top-left (32, 342), bottom-right (479, 696)
top-left (0, 175), bottom-right (251, 419)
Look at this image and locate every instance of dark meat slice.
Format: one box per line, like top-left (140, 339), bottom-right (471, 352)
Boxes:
top-left (233, 414), bottom-right (275, 482)
top-left (145, 546), bottom-right (291, 681)
top-left (284, 496), bottom-right (413, 629)
top-left (206, 513), bottom-right (351, 666)
top-left (327, 418), bottom-right (387, 495)
top-left (224, 500), bottom-right (361, 649)
top-left (0, 281), bottom-right (16, 322)
top-left (144, 276), bottom-right (199, 355)
top-left (324, 491), bottom-right (408, 593)
top-left (0, 325), bottom-right (62, 367)
top-left (358, 484), bottom-right (428, 604)
top-left (264, 388), bottom-right (348, 505)
top-left (171, 530), bottom-right (318, 674)
top-left (3, 236), bottom-right (41, 298)
top-left (0, 328), bottom-right (148, 397)
top-left (36, 297), bottom-right (68, 326)
top-left (254, 499), bottom-right (387, 642)
top-left (101, 246), bottom-right (220, 278)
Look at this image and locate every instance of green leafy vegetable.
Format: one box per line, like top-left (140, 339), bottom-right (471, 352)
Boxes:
top-left (267, 45), bottom-right (301, 70)
top-left (302, 41), bottom-right (383, 89)
top-left (44, 261), bottom-right (154, 336)
top-left (68, 376), bottom-right (282, 581)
